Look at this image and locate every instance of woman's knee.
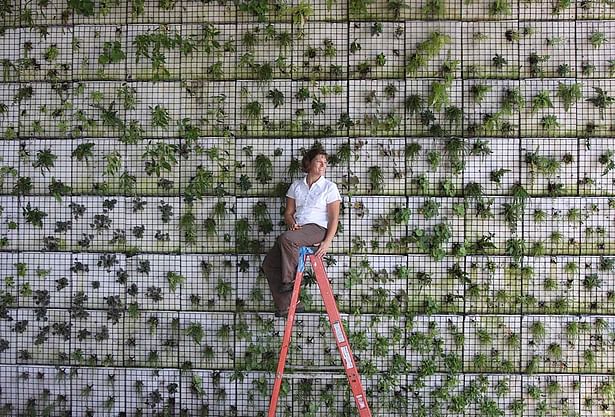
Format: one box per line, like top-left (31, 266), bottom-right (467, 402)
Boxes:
top-left (277, 231), bottom-right (295, 246)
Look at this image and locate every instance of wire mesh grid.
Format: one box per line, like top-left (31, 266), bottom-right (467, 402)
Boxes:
top-left (2, 1), bottom-right (615, 416)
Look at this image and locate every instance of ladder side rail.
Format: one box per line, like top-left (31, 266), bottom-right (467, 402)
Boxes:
top-left (267, 252), bottom-right (308, 417)
top-left (309, 254), bottom-right (373, 417)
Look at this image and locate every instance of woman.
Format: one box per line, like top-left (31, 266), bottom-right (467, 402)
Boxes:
top-left (261, 148), bottom-right (341, 317)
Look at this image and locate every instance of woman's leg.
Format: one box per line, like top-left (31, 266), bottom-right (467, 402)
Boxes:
top-left (261, 241), bottom-right (290, 311)
top-left (261, 224), bottom-right (326, 311)
top-left (277, 224), bottom-right (327, 285)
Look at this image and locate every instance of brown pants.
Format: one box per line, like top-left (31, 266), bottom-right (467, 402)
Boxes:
top-left (262, 223), bottom-right (327, 311)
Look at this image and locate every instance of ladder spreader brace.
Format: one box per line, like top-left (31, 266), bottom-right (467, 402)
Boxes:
top-left (268, 246), bottom-right (372, 417)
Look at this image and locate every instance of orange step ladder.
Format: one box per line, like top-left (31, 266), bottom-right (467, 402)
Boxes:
top-left (268, 246), bottom-right (372, 417)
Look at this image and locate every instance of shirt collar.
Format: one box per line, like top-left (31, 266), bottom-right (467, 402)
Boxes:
top-left (303, 175), bottom-right (325, 189)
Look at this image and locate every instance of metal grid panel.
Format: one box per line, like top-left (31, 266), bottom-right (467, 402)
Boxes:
top-left (1, 1), bottom-right (615, 415)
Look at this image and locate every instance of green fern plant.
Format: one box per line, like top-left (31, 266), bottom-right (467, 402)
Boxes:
top-left (367, 165), bottom-right (384, 193)
top-left (470, 84), bottom-right (492, 104)
top-left (255, 154), bottom-right (273, 184)
top-left (557, 82), bottom-right (582, 112)
top-left (531, 90), bottom-right (554, 113)
top-left (406, 32), bottom-right (451, 75)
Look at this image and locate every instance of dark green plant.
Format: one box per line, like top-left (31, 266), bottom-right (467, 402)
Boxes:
top-left (440, 59), bottom-right (459, 82)
top-left (428, 80), bottom-right (449, 111)
top-left (117, 85), bottom-right (138, 110)
top-left (185, 322), bottom-right (205, 345)
top-left (349, 0), bottom-right (374, 16)
top-left (33, 148), bottom-right (57, 175)
top-left (71, 142), bottom-right (95, 163)
top-left (541, 115), bottom-right (560, 134)
top-left (557, 63), bottom-right (571, 77)
top-left (531, 90), bottom-right (554, 113)
top-left (142, 142), bottom-right (177, 177)
top-left (464, 181), bottom-right (483, 201)
top-left (552, 0), bottom-right (571, 13)
top-left (267, 88), bottom-right (285, 108)
top-left (244, 100), bottom-right (262, 121)
top-left (255, 154), bottom-right (273, 184)
top-left (408, 222), bottom-right (451, 261)
top-left (557, 82), bottom-right (582, 112)
top-left (150, 105), bottom-right (170, 129)
top-left (445, 136), bottom-right (465, 175)
top-left (22, 203), bottom-right (48, 228)
top-left (492, 54), bottom-right (508, 69)
top-left (501, 87), bottom-right (525, 115)
top-left (528, 52), bottom-right (550, 77)
top-left (444, 105), bottom-right (463, 128)
top-left (583, 273), bottom-right (602, 290)
top-left (238, 0), bottom-right (270, 21)
top-left (253, 201), bottom-right (273, 233)
top-left (581, 61), bottom-right (596, 76)
top-left (370, 22), bottom-right (383, 37)
top-left (529, 320), bottom-right (546, 342)
top-left (490, 168), bottom-right (510, 186)
top-left (501, 200), bottom-right (524, 230)
top-left (179, 206), bottom-right (197, 244)
top-left (98, 41), bottom-right (126, 65)
top-left (235, 218), bottom-right (253, 252)
top-left (422, 0), bottom-right (445, 18)
top-left (367, 166), bottom-right (384, 193)
top-left (419, 198), bottom-right (440, 219)
top-left (68, 0), bottom-right (95, 16)
top-left (405, 142), bottom-right (422, 161)
top-left (426, 149), bottom-right (441, 171)
top-left (474, 198), bottom-right (494, 219)
top-left (387, 0), bottom-right (409, 18)
top-left (406, 32), bottom-right (451, 75)
top-left (586, 87), bottom-right (614, 120)
top-left (489, 0), bottom-right (511, 15)
top-left (289, 1), bottom-right (313, 26)
top-left (405, 94), bottom-right (423, 116)
top-left (184, 166), bottom-right (213, 202)
top-left (470, 139), bottom-right (492, 157)
top-left (470, 84), bottom-right (492, 104)
top-left (49, 178), bottom-right (72, 202)
top-left (525, 148), bottom-right (561, 176)
top-left (589, 31), bottom-right (608, 48)
top-left (505, 238), bottom-right (526, 261)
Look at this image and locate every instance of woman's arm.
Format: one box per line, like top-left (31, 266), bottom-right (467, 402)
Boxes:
top-left (284, 197), bottom-right (300, 230)
top-left (315, 200), bottom-right (340, 257)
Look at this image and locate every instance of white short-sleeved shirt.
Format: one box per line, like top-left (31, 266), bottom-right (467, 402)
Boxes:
top-left (286, 176), bottom-right (341, 229)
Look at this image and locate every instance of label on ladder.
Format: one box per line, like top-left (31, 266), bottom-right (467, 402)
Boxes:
top-left (355, 394), bottom-right (367, 409)
top-left (333, 322), bottom-right (345, 343)
top-left (340, 346), bottom-right (354, 369)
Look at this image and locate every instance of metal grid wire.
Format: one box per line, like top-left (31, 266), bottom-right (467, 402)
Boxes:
top-left (1, 0), bottom-right (615, 416)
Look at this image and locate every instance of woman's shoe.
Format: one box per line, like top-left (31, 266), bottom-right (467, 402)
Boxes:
top-left (275, 304), bottom-right (305, 318)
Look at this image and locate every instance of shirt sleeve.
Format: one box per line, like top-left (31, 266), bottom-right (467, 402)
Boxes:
top-left (286, 180), bottom-right (298, 199)
top-left (326, 182), bottom-right (342, 204)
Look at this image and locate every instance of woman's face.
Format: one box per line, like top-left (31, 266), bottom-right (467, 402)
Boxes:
top-left (308, 154), bottom-right (327, 177)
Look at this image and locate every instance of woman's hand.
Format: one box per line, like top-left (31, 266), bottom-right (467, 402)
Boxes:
top-left (284, 198), bottom-right (302, 231)
top-left (288, 223), bottom-right (302, 231)
top-left (315, 239), bottom-right (331, 257)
